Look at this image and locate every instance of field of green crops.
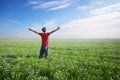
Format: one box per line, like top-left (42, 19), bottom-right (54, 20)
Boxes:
top-left (0, 38), bottom-right (120, 80)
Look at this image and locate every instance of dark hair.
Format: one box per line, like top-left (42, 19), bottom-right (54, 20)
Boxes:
top-left (42, 27), bottom-right (46, 32)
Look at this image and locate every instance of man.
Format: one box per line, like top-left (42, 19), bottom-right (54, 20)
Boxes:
top-left (28, 27), bottom-right (60, 58)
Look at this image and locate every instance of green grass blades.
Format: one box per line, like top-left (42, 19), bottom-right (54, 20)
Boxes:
top-left (0, 38), bottom-right (120, 80)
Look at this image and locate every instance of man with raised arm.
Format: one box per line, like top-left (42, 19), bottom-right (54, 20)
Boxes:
top-left (28, 27), bottom-right (60, 58)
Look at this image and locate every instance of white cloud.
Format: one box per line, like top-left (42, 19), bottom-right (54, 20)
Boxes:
top-left (60, 11), bottom-right (120, 38)
top-left (44, 20), bottom-right (57, 27)
top-left (90, 3), bottom-right (120, 15)
top-left (30, 23), bottom-right (42, 31)
top-left (9, 20), bottom-right (23, 25)
top-left (77, 0), bottom-right (104, 11)
top-left (27, 3), bottom-right (120, 38)
top-left (0, 19), bottom-right (27, 26)
top-left (47, 2), bottom-right (71, 11)
top-left (77, 5), bottom-right (94, 11)
top-left (27, 0), bottom-right (40, 5)
top-left (33, 0), bottom-right (59, 9)
top-left (28, 0), bottom-right (77, 11)
top-left (90, 0), bottom-right (104, 5)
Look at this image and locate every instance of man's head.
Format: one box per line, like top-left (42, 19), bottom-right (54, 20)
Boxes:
top-left (42, 27), bottom-right (46, 33)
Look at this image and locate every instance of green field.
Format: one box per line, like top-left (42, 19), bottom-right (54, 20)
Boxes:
top-left (0, 38), bottom-right (120, 80)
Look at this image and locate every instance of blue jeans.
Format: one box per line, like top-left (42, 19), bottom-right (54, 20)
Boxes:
top-left (39, 45), bottom-right (49, 58)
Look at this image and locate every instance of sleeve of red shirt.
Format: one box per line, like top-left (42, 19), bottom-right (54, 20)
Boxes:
top-left (38, 33), bottom-right (42, 35)
top-left (47, 32), bottom-right (51, 36)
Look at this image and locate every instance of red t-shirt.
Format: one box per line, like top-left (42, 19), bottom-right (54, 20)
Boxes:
top-left (38, 32), bottom-right (50, 46)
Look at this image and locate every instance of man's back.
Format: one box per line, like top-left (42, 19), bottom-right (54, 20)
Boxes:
top-left (38, 33), bottom-right (50, 46)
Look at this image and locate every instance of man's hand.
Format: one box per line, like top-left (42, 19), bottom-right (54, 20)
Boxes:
top-left (50, 26), bottom-right (60, 34)
top-left (28, 28), bottom-right (39, 34)
top-left (57, 27), bottom-right (60, 30)
top-left (28, 28), bottom-right (32, 31)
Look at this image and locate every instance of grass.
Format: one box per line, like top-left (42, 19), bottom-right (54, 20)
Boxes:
top-left (0, 38), bottom-right (120, 80)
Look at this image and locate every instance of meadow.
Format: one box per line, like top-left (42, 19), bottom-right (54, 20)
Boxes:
top-left (0, 38), bottom-right (120, 80)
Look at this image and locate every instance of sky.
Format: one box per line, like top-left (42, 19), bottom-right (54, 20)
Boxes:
top-left (0, 0), bottom-right (120, 38)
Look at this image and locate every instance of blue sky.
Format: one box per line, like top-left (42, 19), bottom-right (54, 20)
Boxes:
top-left (0, 0), bottom-right (120, 38)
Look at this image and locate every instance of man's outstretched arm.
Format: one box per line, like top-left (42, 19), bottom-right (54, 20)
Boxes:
top-left (50, 27), bottom-right (60, 34)
top-left (28, 28), bottom-right (39, 34)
